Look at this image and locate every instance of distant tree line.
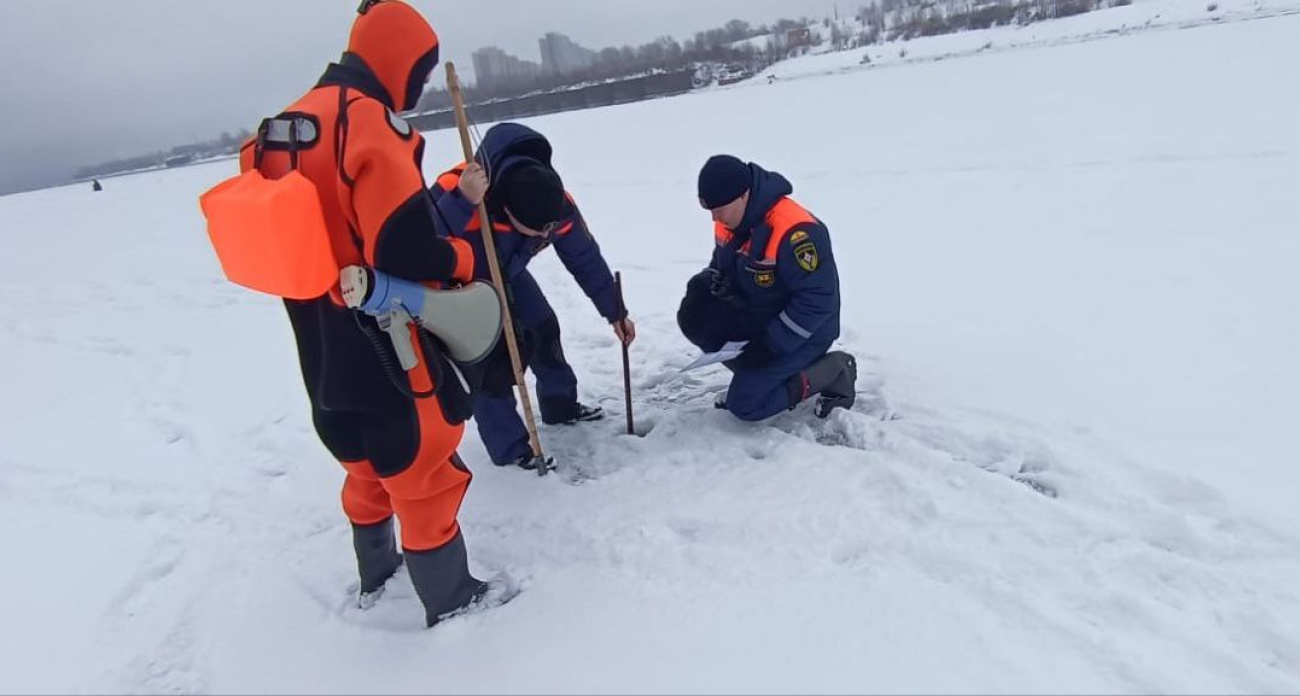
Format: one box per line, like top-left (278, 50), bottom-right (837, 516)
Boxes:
top-left (419, 0), bottom-right (1130, 110)
top-left (858, 0), bottom-right (1133, 43)
top-left (417, 17), bottom-right (820, 110)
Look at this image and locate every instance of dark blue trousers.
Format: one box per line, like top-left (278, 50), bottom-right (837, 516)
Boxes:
top-left (472, 271), bottom-right (580, 465)
top-left (677, 269), bottom-right (834, 422)
top-left (723, 337), bottom-right (833, 422)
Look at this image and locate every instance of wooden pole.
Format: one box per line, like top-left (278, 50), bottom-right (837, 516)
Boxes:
top-left (445, 62), bottom-right (548, 474)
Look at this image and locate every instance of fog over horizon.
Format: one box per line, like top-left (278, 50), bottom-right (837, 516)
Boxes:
top-left (0, 0), bottom-right (841, 196)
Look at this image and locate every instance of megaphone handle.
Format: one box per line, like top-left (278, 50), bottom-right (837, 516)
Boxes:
top-left (378, 311), bottom-right (419, 372)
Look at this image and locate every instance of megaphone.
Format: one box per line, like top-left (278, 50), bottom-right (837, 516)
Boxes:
top-left (340, 265), bottom-right (503, 371)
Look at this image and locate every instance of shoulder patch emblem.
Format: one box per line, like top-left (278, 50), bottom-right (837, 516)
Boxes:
top-left (794, 242), bottom-right (820, 272)
top-left (387, 109), bottom-right (413, 138)
top-left (789, 229), bottom-right (810, 245)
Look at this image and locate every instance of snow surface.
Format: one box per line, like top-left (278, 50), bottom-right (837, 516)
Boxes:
top-left (756, 0), bottom-right (1300, 83)
top-left (2, 6), bottom-right (1299, 694)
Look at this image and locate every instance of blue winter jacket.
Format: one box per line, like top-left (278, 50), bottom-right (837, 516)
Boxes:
top-left (430, 123), bottom-right (622, 322)
top-left (709, 164), bottom-right (840, 356)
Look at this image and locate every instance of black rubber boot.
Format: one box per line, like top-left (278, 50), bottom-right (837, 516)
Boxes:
top-left (788, 351), bottom-right (858, 418)
top-left (405, 530), bottom-right (489, 628)
top-left (540, 399), bottom-right (604, 425)
top-left (352, 517), bottom-right (403, 597)
top-left (499, 452), bottom-right (558, 473)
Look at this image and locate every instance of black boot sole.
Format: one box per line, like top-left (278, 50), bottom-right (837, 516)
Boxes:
top-left (543, 407), bottom-right (605, 426)
top-left (815, 394), bottom-right (856, 419)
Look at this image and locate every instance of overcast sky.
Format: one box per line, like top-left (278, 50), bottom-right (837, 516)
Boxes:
top-left (0, 0), bottom-right (844, 195)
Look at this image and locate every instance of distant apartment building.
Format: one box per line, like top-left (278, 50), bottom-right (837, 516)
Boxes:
top-left (538, 32), bottom-right (598, 75)
top-left (471, 46), bottom-right (542, 89)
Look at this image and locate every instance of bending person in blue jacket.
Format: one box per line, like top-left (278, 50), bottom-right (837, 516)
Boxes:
top-left (678, 155), bottom-right (856, 421)
top-left (432, 123), bottom-right (635, 469)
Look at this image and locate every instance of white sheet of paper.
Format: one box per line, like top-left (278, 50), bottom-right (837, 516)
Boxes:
top-left (680, 341), bottom-right (749, 372)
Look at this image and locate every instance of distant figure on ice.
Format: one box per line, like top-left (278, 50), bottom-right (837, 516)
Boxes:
top-left (91, 179), bottom-right (102, 192)
top-left (678, 155), bottom-right (857, 421)
top-left (235, 0), bottom-right (489, 627)
top-left (431, 123), bottom-right (636, 470)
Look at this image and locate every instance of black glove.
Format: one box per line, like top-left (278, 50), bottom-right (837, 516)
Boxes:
top-left (680, 269), bottom-right (728, 352)
top-left (707, 268), bottom-right (744, 308)
top-left (726, 339), bottom-right (775, 370)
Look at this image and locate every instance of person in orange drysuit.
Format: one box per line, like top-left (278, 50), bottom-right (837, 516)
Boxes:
top-left (238, 0), bottom-right (487, 627)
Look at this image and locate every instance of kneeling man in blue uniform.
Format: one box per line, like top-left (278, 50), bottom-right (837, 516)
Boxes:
top-left (678, 155), bottom-right (856, 421)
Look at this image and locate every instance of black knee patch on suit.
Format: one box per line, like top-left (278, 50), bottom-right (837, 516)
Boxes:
top-left (312, 407), bottom-right (368, 464)
top-left (360, 404), bottom-right (423, 477)
top-left (312, 401), bottom-right (422, 478)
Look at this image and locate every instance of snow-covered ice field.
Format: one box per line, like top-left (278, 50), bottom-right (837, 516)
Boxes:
top-left (1, 4), bottom-right (1298, 693)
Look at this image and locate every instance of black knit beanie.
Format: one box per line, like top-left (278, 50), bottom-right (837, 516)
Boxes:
top-left (499, 164), bottom-right (566, 231)
top-left (697, 155), bottom-right (752, 209)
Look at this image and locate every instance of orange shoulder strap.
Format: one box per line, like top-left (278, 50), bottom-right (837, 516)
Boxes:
top-left (761, 198), bottom-right (817, 262)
